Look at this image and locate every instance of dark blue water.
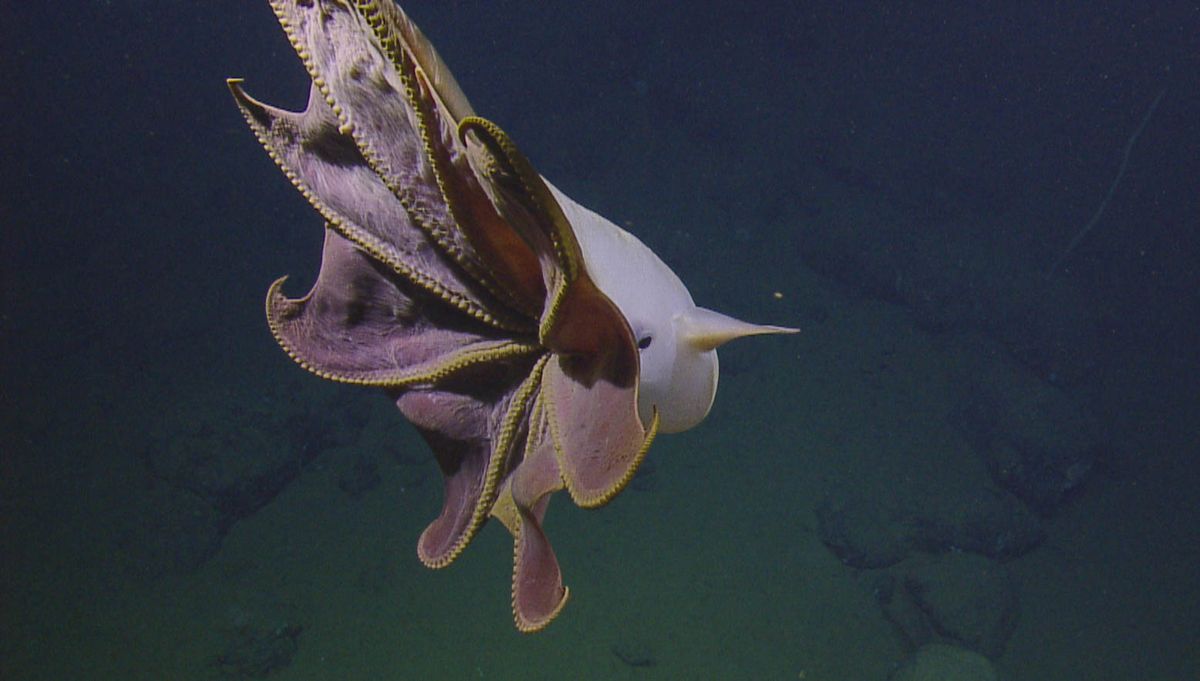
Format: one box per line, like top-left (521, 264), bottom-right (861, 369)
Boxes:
top-left (3, 2), bottom-right (1197, 678)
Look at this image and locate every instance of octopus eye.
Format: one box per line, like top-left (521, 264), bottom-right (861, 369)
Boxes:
top-left (637, 335), bottom-right (653, 350)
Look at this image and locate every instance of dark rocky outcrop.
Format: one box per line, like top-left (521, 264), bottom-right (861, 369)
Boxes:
top-left (216, 622), bottom-right (304, 679)
top-left (335, 449), bottom-right (381, 499)
top-left (118, 389), bottom-right (365, 576)
top-left (816, 484), bottom-right (1043, 570)
top-left (878, 553), bottom-right (1019, 659)
top-left (946, 334), bottom-right (1107, 515)
top-left (815, 494), bottom-right (913, 569)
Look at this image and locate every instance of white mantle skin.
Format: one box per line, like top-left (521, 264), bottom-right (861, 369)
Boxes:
top-left (548, 181), bottom-right (797, 434)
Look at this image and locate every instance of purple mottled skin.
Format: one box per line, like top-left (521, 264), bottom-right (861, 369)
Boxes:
top-left (230, 0), bottom-right (656, 632)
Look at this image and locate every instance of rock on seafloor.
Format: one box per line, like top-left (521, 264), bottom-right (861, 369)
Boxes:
top-left (889, 643), bottom-right (1000, 681)
top-left (816, 485), bottom-right (1043, 569)
top-left (877, 553), bottom-right (1019, 659)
